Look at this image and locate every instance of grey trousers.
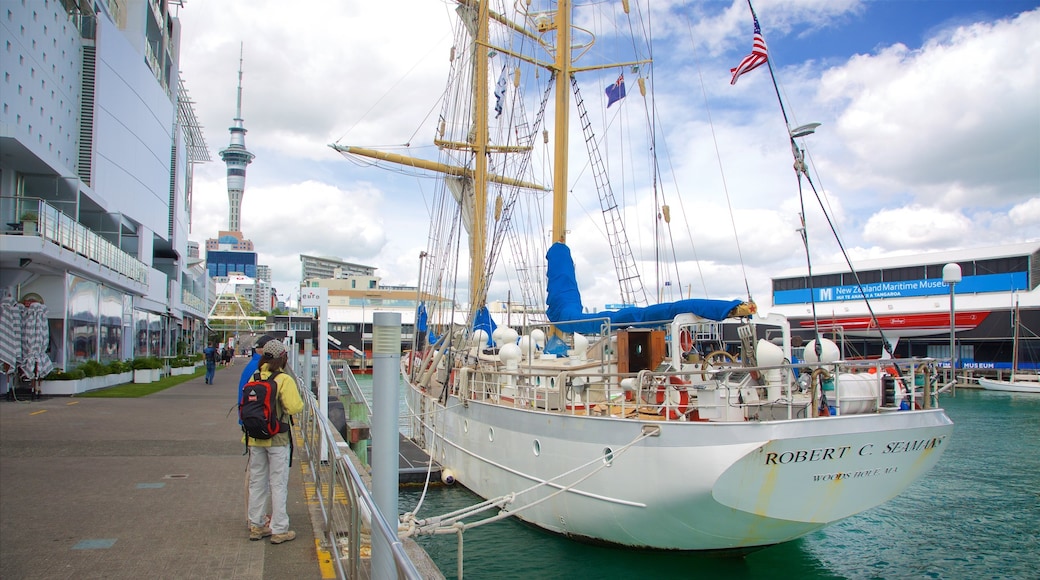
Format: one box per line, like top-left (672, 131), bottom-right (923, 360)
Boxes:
top-left (247, 445), bottom-right (291, 533)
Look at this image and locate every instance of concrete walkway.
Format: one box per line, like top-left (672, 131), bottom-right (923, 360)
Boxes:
top-left (0, 362), bottom-right (329, 579)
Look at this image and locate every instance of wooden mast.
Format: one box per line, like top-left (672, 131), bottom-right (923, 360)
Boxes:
top-left (551, 0), bottom-right (572, 244)
top-left (470, 0), bottom-right (491, 310)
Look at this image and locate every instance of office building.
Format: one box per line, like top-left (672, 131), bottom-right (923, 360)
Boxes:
top-left (1, 0), bottom-right (212, 394)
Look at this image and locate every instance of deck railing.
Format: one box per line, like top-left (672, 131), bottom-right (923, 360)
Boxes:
top-left (291, 361), bottom-right (422, 580)
top-left (2, 197), bottom-right (148, 284)
top-left (432, 356), bottom-right (946, 422)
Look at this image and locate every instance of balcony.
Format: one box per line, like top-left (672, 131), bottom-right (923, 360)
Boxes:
top-left (1, 197), bottom-right (148, 290)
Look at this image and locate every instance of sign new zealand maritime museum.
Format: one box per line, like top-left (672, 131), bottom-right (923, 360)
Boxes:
top-left (773, 272), bottom-right (1028, 306)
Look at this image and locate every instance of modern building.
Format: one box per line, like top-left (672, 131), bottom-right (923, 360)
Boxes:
top-left (301, 254), bottom-right (375, 285)
top-left (266, 258), bottom-right (454, 365)
top-left (1, 0), bottom-right (212, 394)
top-left (205, 231), bottom-right (257, 279)
top-left (768, 242), bottom-right (1040, 370)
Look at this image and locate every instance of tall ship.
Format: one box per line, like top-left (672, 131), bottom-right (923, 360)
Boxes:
top-left (334, 1), bottom-right (953, 551)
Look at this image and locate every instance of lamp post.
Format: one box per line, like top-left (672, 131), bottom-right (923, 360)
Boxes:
top-left (942, 263), bottom-right (962, 388)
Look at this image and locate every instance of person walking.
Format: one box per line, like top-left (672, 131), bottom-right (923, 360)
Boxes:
top-left (245, 339), bottom-right (303, 544)
top-left (203, 341), bottom-right (217, 384)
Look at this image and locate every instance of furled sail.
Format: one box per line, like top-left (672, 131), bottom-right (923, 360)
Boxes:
top-left (545, 242), bottom-right (747, 334)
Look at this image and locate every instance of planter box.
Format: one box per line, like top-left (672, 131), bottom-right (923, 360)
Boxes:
top-left (170, 366), bottom-right (193, 376)
top-left (134, 369), bottom-right (155, 383)
top-left (39, 378), bottom-right (81, 395)
top-left (39, 371), bottom-right (132, 395)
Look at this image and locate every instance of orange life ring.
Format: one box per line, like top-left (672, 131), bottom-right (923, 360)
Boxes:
top-left (679, 329), bottom-right (694, 353)
top-left (656, 376), bottom-right (691, 420)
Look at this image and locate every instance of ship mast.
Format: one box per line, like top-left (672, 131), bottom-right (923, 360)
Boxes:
top-left (550, 0), bottom-right (572, 245)
top-left (470, 0), bottom-right (491, 309)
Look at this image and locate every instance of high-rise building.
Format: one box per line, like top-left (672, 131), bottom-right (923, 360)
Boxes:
top-left (301, 254), bottom-right (376, 285)
top-left (0, 0), bottom-right (212, 393)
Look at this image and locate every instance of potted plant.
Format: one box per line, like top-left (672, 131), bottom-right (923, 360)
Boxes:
top-left (19, 211), bottom-right (38, 236)
top-left (132, 357), bottom-right (162, 383)
top-left (39, 367), bottom-right (86, 395)
top-left (105, 359), bottom-right (133, 386)
top-left (170, 355), bottom-right (194, 376)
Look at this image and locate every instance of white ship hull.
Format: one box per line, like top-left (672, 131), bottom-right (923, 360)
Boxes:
top-left (406, 381), bottom-right (953, 551)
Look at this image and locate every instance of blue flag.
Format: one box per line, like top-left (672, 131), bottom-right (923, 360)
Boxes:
top-left (494, 67), bottom-right (507, 118)
top-left (605, 73), bottom-right (626, 107)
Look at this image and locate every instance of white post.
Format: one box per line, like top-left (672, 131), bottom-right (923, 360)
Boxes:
top-left (371, 311), bottom-right (401, 579)
top-left (302, 287), bottom-right (330, 458)
top-left (942, 263), bottom-right (962, 388)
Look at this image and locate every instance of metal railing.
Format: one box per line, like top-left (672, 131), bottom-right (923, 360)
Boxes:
top-left (425, 355), bottom-right (947, 422)
top-left (293, 364), bottom-right (422, 579)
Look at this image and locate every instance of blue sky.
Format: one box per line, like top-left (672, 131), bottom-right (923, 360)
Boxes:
top-left (175, 1), bottom-right (1040, 310)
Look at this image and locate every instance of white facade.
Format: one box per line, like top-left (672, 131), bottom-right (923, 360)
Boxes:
top-left (768, 243), bottom-right (1040, 322)
top-left (0, 0), bottom-right (211, 386)
top-left (767, 242), bottom-right (1039, 366)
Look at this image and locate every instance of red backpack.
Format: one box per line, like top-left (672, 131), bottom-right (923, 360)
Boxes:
top-left (239, 371), bottom-right (289, 440)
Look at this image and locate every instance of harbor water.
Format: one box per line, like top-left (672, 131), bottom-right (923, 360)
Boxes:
top-left (356, 376), bottom-right (1040, 579)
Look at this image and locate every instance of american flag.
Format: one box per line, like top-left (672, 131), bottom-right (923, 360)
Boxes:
top-left (730, 17), bottom-right (768, 85)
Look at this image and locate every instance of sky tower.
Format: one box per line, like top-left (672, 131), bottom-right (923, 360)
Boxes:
top-left (218, 46), bottom-right (254, 233)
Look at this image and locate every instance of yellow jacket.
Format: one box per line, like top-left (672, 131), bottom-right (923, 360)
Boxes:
top-left (243, 363), bottom-right (304, 447)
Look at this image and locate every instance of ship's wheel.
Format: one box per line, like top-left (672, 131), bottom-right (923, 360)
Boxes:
top-left (700, 350), bottom-right (736, 380)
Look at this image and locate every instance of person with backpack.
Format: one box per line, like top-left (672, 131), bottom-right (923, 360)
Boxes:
top-left (203, 342), bottom-right (217, 384)
top-left (238, 335), bottom-right (275, 421)
top-left (242, 339), bottom-right (303, 544)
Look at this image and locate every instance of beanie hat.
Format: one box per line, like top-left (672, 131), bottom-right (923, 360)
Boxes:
top-left (262, 339), bottom-right (287, 358)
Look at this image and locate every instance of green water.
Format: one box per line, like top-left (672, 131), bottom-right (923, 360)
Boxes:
top-left (358, 375), bottom-right (1040, 579)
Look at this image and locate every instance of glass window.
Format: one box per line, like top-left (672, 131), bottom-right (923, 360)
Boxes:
top-left (845, 270), bottom-right (880, 284)
top-left (883, 266), bottom-right (925, 282)
top-left (975, 256), bottom-right (1026, 275)
top-left (810, 274), bottom-right (842, 287)
top-left (773, 277), bottom-right (807, 291)
top-left (134, 309), bottom-right (149, 358)
top-left (149, 312), bottom-right (162, 358)
top-left (99, 285), bottom-right (123, 362)
top-left (66, 275), bottom-right (99, 366)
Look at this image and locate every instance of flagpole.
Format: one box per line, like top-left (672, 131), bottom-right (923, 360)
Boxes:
top-left (745, 0), bottom-right (897, 359)
top-left (746, 0), bottom-right (791, 131)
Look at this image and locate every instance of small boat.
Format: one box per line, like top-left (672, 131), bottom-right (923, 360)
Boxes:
top-left (978, 298), bottom-right (1040, 393)
top-left (977, 377), bottom-right (1040, 393)
top-left (334, 0), bottom-right (953, 552)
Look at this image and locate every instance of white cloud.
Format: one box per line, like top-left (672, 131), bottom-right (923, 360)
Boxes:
top-left (816, 10), bottom-right (1040, 209)
top-left (1009, 197), bottom-right (1040, 228)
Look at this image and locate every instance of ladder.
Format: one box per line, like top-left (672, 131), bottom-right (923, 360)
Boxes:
top-left (571, 75), bottom-right (648, 306)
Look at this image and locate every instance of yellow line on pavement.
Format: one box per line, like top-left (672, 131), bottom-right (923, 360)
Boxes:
top-left (67, 401), bottom-right (79, 405)
top-left (29, 409), bottom-right (47, 415)
top-left (315, 538), bottom-right (337, 578)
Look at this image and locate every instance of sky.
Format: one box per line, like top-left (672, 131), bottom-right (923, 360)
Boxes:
top-left (174, 0), bottom-right (1040, 313)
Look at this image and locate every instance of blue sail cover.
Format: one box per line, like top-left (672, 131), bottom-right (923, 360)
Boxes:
top-left (416, 303), bottom-right (428, 333)
top-left (473, 305), bottom-right (497, 346)
top-left (545, 242), bottom-right (745, 335)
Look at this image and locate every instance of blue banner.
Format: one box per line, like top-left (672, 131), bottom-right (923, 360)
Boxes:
top-left (774, 272), bottom-right (1027, 306)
